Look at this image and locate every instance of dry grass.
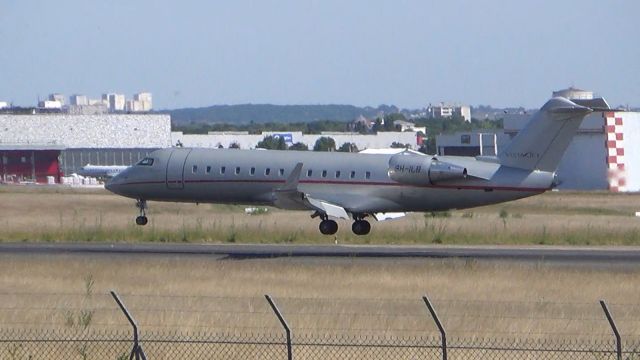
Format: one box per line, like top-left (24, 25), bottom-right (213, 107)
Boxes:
top-left (0, 253), bottom-right (639, 341)
top-left (2, 186), bottom-right (639, 357)
top-left (1, 185), bottom-right (640, 245)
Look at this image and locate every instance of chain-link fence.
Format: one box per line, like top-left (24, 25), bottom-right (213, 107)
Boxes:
top-left (1, 291), bottom-right (640, 359)
top-left (1, 329), bottom-right (639, 359)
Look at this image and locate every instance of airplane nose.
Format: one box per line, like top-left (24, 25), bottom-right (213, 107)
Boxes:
top-left (105, 178), bottom-right (115, 193)
top-left (105, 175), bottom-right (122, 194)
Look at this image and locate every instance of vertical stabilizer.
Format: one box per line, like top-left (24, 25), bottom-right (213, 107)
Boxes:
top-left (498, 97), bottom-right (593, 171)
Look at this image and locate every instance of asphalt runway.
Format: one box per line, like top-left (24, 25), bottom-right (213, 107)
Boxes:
top-left (1, 242), bottom-right (640, 265)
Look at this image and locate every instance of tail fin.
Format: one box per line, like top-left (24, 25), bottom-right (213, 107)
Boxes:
top-left (498, 97), bottom-right (593, 171)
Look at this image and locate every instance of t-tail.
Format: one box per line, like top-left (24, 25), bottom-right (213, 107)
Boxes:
top-left (497, 97), bottom-right (596, 172)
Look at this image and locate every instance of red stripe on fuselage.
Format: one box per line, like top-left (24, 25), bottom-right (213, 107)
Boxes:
top-left (117, 178), bottom-right (547, 192)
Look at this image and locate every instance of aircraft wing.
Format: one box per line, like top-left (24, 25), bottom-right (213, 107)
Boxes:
top-left (306, 196), bottom-right (350, 219)
top-left (373, 212), bottom-right (406, 221)
top-left (273, 163), bottom-right (307, 209)
top-left (272, 162), bottom-right (349, 219)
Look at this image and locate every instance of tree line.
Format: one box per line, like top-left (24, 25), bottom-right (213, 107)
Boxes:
top-left (174, 114), bottom-right (503, 154)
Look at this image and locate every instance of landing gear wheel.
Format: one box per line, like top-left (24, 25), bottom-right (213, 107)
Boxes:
top-left (135, 199), bottom-right (148, 226)
top-left (352, 220), bottom-right (371, 235)
top-left (319, 220), bottom-right (338, 235)
top-left (135, 216), bottom-right (148, 226)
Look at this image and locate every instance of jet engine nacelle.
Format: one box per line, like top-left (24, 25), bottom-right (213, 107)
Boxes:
top-left (388, 153), bottom-right (467, 185)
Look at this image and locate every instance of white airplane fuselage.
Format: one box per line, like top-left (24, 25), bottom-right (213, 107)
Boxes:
top-left (107, 148), bottom-right (551, 212)
top-left (105, 97), bottom-right (597, 235)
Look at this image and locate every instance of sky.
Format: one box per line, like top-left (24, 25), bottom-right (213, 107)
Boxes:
top-left (1, 0), bottom-right (639, 109)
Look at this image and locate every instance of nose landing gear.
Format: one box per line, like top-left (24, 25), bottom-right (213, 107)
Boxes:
top-left (135, 199), bottom-right (148, 226)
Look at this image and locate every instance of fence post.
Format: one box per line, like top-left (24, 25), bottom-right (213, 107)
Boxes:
top-left (111, 290), bottom-right (147, 360)
top-left (600, 300), bottom-right (622, 360)
top-left (265, 295), bottom-right (292, 360)
top-left (423, 295), bottom-right (447, 360)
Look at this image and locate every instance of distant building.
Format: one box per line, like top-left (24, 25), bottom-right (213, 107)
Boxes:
top-left (428, 103), bottom-right (471, 122)
top-left (123, 92), bottom-right (153, 112)
top-left (134, 92), bottom-right (152, 111)
top-left (38, 100), bottom-right (62, 109)
top-left (67, 104), bottom-right (108, 115)
top-left (88, 98), bottom-right (106, 106)
top-left (48, 93), bottom-right (65, 106)
top-left (125, 100), bottom-right (143, 112)
top-left (0, 113), bottom-right (171, 183)
top-left (436, 92), bottom-right (640, 192)
top-left (102, 93), bottom-right (126, 112)
top-left (349, 115), bottom-right (375, 131)
top-left (393, 120), bottom-right (426, 134)
top-left (69, 94), bottom-right (88, 106)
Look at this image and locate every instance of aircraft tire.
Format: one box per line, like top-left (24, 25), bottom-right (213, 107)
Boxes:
top-left (352, 220), bottom-right (371, 235)
top-left (136, 216), bottom-right (148, 226)
top-left (319, 220), bottom-right (338, 235)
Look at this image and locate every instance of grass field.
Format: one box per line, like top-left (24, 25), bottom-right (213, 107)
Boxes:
top-left (1, 253), bottom-right (639, 340)
top-left (1, 185), bottom-right (639, 245)
top-left (1, 186), bottom-right (639, 343)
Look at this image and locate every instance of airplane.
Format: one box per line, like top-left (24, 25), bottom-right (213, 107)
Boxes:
top-left (78, 164), bottom-right (129, 178)
top-left (106, 97), bottom-right (604, 235)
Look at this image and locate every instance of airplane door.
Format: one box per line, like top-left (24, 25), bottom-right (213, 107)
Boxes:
top-left (165, 148), bottom-right (192, 189)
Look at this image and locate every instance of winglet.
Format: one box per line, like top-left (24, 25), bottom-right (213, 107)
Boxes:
top-left (281, 162), bottom-right (304, 191)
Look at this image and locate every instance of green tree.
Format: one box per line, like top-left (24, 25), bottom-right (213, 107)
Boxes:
top-left (288, 142), bottom-right (309, 151)
top-left (256, 135), bottom-right (287, 150)
top-left (337, 142), bottom-right (358, 152)
top-left (372, 118), bottom-right (383, 133)
top-left (313, 137), bottom-right (336, 152)
top-left (384, 113), bottom-right (406, 131)
top-left (229, 142), bottom-right (241, 149)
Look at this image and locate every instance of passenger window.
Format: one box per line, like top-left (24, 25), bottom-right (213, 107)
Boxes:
top-left (335, 171), bottom-right (341, 178)
top-left (322, 170), bottom-right (327, 178)
top-left (307, 169), bottom-right (313, 177)
top-left (350, 171), bottom-right (356, 179)
top-left (137, 158), bottom-right (154, 166)
top-left (192, 165), bottom-right (198, 173)
top-left (250, 167), bottom-right (255, 176)
top-left (206, 166), bottom-right (211, 174)
top-left (365, 171), bottom-right (371, 179)
top-left (220, 166), bottom-right (226, 175)
top-left (235, 167), bottom-right (241, 175)
top-left (279, 168), bottom-right (285, 176)
top-left (265, 168), bottom-right (271, 176)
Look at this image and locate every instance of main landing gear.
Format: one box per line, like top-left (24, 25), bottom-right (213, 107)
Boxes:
top-left (313, 212), bottom-right (371, 236)
top-left (135, 199), bottom-right (148, 226)
top-left (312, 211), bottom-right (338, 235)
top-left (351, 214), bottom-right (371, 236)
top-left (319, 218), bottom-right (339, 235)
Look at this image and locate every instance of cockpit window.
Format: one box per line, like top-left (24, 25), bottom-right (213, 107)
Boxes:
top-left (137, 158), bottom-right (154, 166)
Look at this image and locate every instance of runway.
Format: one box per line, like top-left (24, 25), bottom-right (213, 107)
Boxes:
top-left (1, 242), bottom-right (640, 264)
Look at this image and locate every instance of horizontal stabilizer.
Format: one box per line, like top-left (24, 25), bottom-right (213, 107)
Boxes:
top-left (570, 98), bottom-right (610, 112)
